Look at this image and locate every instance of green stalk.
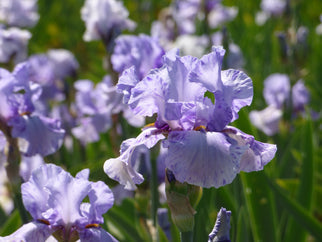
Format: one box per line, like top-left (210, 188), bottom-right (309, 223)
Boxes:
top-left (150, 157), bottom-right (159, 226)
top-left (0, 118), bottom-right (29, 223)
top-left (180, 231), bottom-right (193, 242)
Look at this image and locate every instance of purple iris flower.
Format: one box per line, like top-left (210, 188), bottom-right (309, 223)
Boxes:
top-left (255, 0), bottom-right (287, 25)
top-left (260, 0), bottom-right (286, 16)
top-left (249, 106), bottom-right (282, 136)
top-left (1, 164), bottom-right (117, 242)
top-left (172, 0), bottom-right (200, 35)
top-left (71, 77), bottom-right (144, 145)
top-left (208, 207), bottom-right (231, 242)
top-left (0, 27), bottom-right (31, 64)
top-left (263, 73), bottom-right (290, 109)
top-left (0, 0), bottom-right (39, 28)
top-left (292, 79), bottom-right (310, 113)
top-left (28, 49), bottom-right (79, 104)
top-left (111, 34), bottom-right (165, 79)
top-left (0, 63), bottom-right (65, 156)
top-left (208, 3), bottom-right (238, 29)
top-left (104, 46), bottom-right (277, 190)
top-left (81, 0), bottom-right (136, 43)
top-left (9, 115), bottom-right (65, 157)
top-left (249, 74), bottom-right (311, 135)
top-left (71, 79), bottom-right (112, 145)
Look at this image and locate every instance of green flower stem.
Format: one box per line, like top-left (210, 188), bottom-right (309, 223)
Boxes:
top-left (180, 231), bottom-right (193, 242)
top-left (150, 157), bottom-right (159, 226)
top-left (0, 118), bottom-right (29, 223)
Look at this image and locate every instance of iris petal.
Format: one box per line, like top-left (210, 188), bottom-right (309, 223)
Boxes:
top-left (78, 227), bottom-right (118, 242)
top-left (0, 222), bottom-right (53, 242)
top-left (104, 127), bottom-right (165, 190)
top-left (165, 130), bottom-right (248, 188)
top-left (224, 126), bottom-right (277, 172)
top-left (10, 115), bottom-right (65, 157)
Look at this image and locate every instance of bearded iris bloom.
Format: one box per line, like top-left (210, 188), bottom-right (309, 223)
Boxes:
top-left (249, 74), bottom-right (311, 136)
top-left (0, 27), bottom-right (31, 64)
top-left (1, 164), bottom-right (117, 242)
top-left (0, 63), bottom-right (65, 157)
top-left (0, 0), bottom-right (39, 28)
top-left (104, 46), bottom-right (277, 190)
top-left (111, 34), bottom-right (165, 79)
top-left (81, 0), bottom-right (136, 44)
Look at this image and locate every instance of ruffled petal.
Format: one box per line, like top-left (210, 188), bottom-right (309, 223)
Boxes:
top-left (104, 127), bottom-right (165, 190)
top-left (104, 157), bottom-right (143, 190)
top-left (224, 126), bottom-right (277, 172)
top-left (165, 130), bottom-right (248, 188)
top-left (127, 67), bottom-right (167, 117)
top-left (0, 222), bottom-right (54, 242)
top-left (221, 69), bottom-right (253, 121)
top-left (163, 51), bottom-right (204, 102)
top-left (86, 181), bottom-right (114, 224)
top-left (117, 66), bottom-right (140, 104)
top-left (22, 164), bottom-right (62, 219)
top-left (190, 46), bottom-right (225, 93)
top-left (45, 169), bottom-right (91, 226)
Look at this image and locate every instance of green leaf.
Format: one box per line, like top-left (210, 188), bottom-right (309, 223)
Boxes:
top-left (284, 119), bottom-right (315, 242)
top-left (235, 206), bottom-right (250, 242)
top-left (267, 177), bottom-right (322, 241)
top-left (240, 172), bottom-right (279, 242)
top-left (0, 210), bottom-right (22, 236)
top-left (104, 200), bottom-right (145, 242)
top-left (157, 225), bottom-right (170, 242)
top-left (233, 109), bottom-right (279, 242)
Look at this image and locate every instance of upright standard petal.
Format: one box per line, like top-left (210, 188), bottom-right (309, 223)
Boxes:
top-left (221, 69), bottom-right (253, 121)
top-left (117, 66), bottom-right (140, 104)
top-left (21, 164), bottom-right (63, 220)
top-left (127, 68), bottom-right (168, 118)
top-left (86, 181), bottom-right (115, 224)
top-left (190, 46), bottom-right (225, 93)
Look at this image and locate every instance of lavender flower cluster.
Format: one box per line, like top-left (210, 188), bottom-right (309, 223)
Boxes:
top-left (0, 0), bottom-right (318, 241)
